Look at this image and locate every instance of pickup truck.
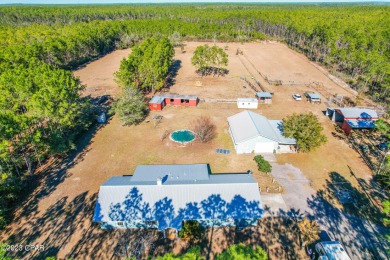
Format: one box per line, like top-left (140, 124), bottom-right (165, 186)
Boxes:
top-left (315, 241), bottom-right (351, 260)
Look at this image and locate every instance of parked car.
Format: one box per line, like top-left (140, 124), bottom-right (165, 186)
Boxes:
top-left (315, 241), bottom-right (351, 260)
top-left (292, 94), bottom-right (302, 101)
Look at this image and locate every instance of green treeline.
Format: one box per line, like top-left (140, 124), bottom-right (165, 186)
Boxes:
top-left (0, 4), bottom-right (388, 103)
top-left (115, 37), bottom-right (175, 92)
top-left (0, 3), bottom-right (389, 229)
top-left (0, 60), bottom-right (92, 228)
top-left (114, 37), bottom-right (174, 126)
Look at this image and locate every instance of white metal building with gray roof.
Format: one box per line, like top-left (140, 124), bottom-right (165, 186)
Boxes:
top-left (93, 164), bottom-right (263, 231)
top-left (228, 110), bottom-right (296, 154)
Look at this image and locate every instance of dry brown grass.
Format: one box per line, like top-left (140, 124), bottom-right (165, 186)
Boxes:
top-left (1, 41), bottom-right (375, 260)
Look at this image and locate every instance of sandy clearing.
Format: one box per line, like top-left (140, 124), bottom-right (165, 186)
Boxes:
top-left (74, 49), bottom-right (131, 98)
top-left (1, 41), bottom-right (376, 260)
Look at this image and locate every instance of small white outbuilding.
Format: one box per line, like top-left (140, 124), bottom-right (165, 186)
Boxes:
top-left (237, 98), bottom-right (258, 109)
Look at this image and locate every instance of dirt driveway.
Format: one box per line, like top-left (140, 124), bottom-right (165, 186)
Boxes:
top-left (261, 155), bottom-right (388, 260)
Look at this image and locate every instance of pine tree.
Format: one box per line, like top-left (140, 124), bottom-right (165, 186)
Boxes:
top-left (113, 87), bottom-right (148, 126)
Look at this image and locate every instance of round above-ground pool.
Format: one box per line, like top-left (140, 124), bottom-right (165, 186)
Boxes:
top-left (170, 129), bottom-right (196, 143)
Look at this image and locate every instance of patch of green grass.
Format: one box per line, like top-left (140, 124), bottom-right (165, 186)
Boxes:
top-left (215, 131), bottom-right (234, 149)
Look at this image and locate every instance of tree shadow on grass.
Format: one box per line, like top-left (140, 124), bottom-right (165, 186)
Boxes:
top-left (2, 115), bottom-right (111, 259)
top-left (307, 171), bottom-right (389, 260)
top-left (6, 192), bottom-right (98, 259)
top-left (165, 59), bottom-right (182, 89)
top-left (5, 116), bottom-right (109, 223)
top-left (194, 208), bottom-right (305, 260)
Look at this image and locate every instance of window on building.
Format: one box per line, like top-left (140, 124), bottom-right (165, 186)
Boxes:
top-left (242, 103), bottom-right (244, 105)
top-left (170, 99), bottom-right (174, 102)
top-left (117, 221), bottom-right (124, 227)
top-left (181, 99), bottom-right (184, 103)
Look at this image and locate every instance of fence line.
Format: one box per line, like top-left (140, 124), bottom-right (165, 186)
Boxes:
top-left (201, 98), bottom-right (236, 103)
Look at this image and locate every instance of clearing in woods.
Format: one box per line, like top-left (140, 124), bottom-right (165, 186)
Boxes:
top-left (1, 41), bottom-right (374, 260)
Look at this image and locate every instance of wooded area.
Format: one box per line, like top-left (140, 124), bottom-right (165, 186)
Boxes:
top-left (0, 4), bottom-right (388, 104)
top-left (115, 37), bottom-right (174, 92)
top-left (0, 3), bottom-right (388, 230)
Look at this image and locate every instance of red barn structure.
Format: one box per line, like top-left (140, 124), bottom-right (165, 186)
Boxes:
top-left (327, 107), bottom-right (378, 135)
top-left (149, 94), bottom-right (199, 111)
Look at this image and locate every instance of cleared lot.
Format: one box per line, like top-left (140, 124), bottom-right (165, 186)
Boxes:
top-left (0, 41), bottom-right (376, 259)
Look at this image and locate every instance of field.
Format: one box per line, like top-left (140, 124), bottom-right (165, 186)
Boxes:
top-left (170, 41), bottom-right (354, 100)
top-left (0, 41), bottom-right (375, 259)
top-left (74, 49), bottom-right (131, 98)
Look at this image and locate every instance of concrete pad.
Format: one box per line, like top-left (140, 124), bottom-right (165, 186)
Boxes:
top-left (271, 162), bottom-right (316, 214)
top-left (261, 193), bottom-right (288, 217)
top-left (258, 153), bottom-right (277, 163)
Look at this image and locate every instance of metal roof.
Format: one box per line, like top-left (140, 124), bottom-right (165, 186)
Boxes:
top-left (131, 164), bottom-right (210, 182)
top-left (337, 108), bottom-right (378, 119)
top-left (345, 120), bottom-right (376, 129)
top-left (93, 164), bottom-right (263, 230)
top-left (237, 98), bottom-right (258, 103)
top-left (227, 110), bottom-right (296, 145)
top-left (268, 120), bottom-right (297, 145)
top-left (256, 92), bottom-right (272, 98)
top-left (155, 94), bottom-right (198, 99)
top-left (308, 93), bottom-right (321, 99)
top-left (102, 172), bottom-right (257, 186)
top-left (149, 96), bottom-right (165, 104)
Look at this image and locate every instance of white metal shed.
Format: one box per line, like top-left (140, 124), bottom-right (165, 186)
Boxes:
top-left (237, 98), bottom-right (258, 109)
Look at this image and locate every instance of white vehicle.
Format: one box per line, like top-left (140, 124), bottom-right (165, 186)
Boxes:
top-left (292, 94), bottom-right (302, 101)
top-left (315, 241), bottom-right (351, 260)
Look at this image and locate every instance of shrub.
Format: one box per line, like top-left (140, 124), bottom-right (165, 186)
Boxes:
top-left (179, 220), bottom-right (204, 243)
top-left (155, 246), bottom-right (204, 260)
top-left (254, 155), bottom-right (272, 173)
top-left (215, 244), bottom-right (268, 260)
top-left (191, 116), bottom-right (216, 143)
top-left (0, 245), bottom-right (12, 260)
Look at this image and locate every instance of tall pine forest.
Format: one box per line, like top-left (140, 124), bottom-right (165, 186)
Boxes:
top-left (0, 3), bottom-right (389, 229)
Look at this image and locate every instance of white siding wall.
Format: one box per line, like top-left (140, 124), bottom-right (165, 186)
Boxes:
top-left (235, 136), bottom-right (278, 154)
top-left (237, 101), bottom-right (258, 109)
top-left (278, 144), bottom-right (293, 153)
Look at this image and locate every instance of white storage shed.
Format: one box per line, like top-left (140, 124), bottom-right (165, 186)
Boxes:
top-left (237, 98), bottom-right (258, 109)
